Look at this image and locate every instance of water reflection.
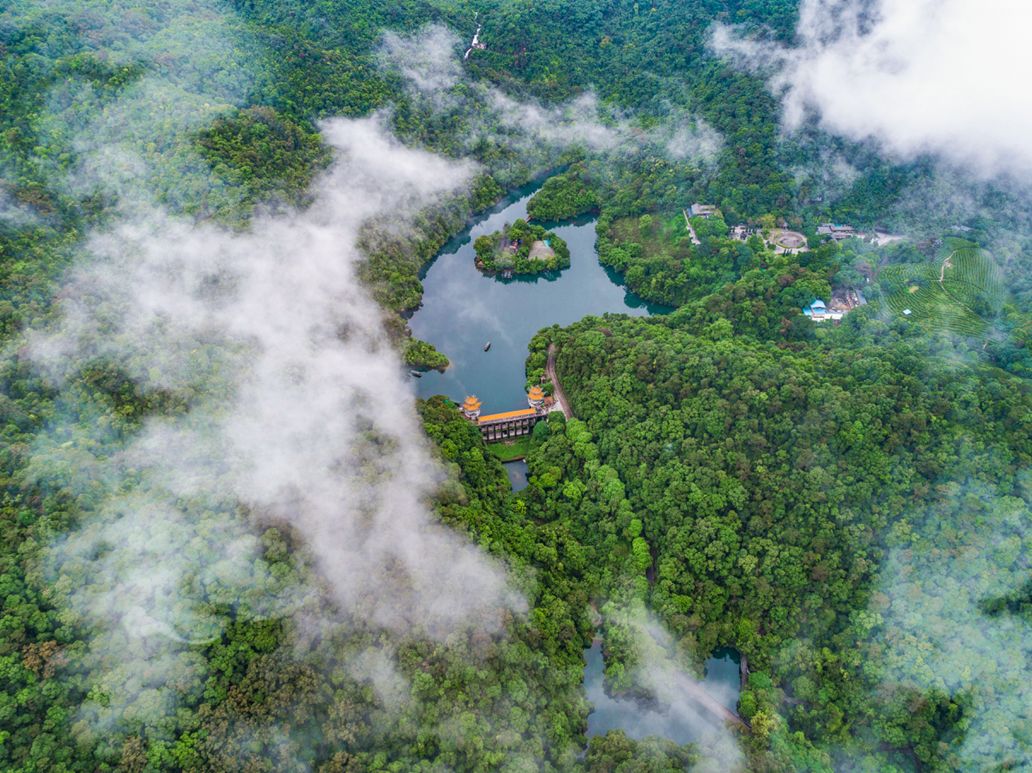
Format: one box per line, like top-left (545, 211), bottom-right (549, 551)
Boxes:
top-left (583, 640), bottom-right (741, 744)
top-left (504, 459), bottom-right (529, 491)
top-left (410, 186), bottom-right (667, 410)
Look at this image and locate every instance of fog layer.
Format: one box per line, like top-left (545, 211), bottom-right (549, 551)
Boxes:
top-left (713, 0), bottom-right (1032, 180)
top-left (10, 0), bottom-right (524, 734)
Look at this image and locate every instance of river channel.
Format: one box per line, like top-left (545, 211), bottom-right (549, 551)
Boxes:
top-left (409, 184), bottom-right (667, 411)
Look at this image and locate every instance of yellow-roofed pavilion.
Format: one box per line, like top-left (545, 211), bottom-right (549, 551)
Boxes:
top-left (527, 385), bottom-right (545, 409)
top-left (461, 395), bottom-right (482, 420)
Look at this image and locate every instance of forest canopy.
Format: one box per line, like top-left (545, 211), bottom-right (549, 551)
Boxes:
top-left (0, 0), bottom-right (1029, 771)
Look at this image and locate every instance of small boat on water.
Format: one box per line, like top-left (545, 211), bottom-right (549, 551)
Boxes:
top-left (483, 341), bottom-right (492, 352)
top-left (410, 370), bottom-right (423, 378)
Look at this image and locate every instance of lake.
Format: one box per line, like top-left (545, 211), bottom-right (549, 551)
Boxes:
top-left (409, 185), bottom-right (666, 411)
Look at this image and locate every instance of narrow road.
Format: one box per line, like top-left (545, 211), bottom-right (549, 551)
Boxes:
top-left (682, 209), bottom-right (701, 246)
top-left (937, 248), bottom-right (982, 318)
top-left (546, 343), bottom-right (574, 419)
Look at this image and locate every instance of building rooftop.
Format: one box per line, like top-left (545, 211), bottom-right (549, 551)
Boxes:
top-left (479, 408), bottom-right (537, 424)
top-left (690, 203), bottom-right (720, 218)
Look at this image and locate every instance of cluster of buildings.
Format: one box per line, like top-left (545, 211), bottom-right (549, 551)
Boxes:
top-left (689, 206), bottom-right (901, 250)
top-left (690, 206), bottom-right (810, 255)
top-left (683, 206), bottom-right (887, 324)
top-left (730, 224), bottom-right (760, 241)
top-left (818, 223), bottom-right (905, 247)
top-left (460, 386), bottom-right (550, 441)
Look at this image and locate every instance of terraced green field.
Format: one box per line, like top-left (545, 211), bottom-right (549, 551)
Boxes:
top-left (876, 242), bottom-right (1006, 335)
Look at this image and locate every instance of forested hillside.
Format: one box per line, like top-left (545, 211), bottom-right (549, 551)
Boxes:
top-left (0, 0), bottom-right (1029, 771)
top-left (536, 314), bottom-right (1030, 769)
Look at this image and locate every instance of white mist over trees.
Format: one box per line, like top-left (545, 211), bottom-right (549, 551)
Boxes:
top-left (713, 0), bottom-right (1032, 180)
top-left (12, 0), bottom-right (524, 737)
top-left (381, 24), bottom-right (723, 167)
top-left (712, 5), bottom-right (1032, 767)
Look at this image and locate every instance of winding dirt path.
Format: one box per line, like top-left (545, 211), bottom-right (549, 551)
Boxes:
top-left (937, 248), bottom-right (985, 319)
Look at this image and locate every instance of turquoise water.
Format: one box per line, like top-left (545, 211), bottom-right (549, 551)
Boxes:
top-left (704, 648), bottom-right (742, 712)
top-left (409, 186), bottom-right (666, 411)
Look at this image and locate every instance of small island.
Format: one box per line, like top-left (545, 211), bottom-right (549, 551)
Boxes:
top-left (473, 219), bottom-right (571, 276)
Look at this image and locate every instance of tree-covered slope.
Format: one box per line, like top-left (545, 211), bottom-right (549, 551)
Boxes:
top-left (536, 314), bottom-right (1030, 768)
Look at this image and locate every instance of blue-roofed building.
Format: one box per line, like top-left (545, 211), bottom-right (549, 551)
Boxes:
top-left (803, 298), bottom-right (842, 322)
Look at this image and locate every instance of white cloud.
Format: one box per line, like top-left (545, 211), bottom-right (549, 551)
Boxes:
top-left (0, 187), bottom-right (39, 226)
top-left (26, 114), bottom-right (524, 732)
top-left (713, 0), bottom-right (1032, 179)
top-left (867, 487), bottom-right (1031, 769)
top-left (8, 0), bottom-right (524, 734)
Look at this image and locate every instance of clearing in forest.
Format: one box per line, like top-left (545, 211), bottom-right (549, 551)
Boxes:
top-left (876, 240), bottom-right (1006, 335)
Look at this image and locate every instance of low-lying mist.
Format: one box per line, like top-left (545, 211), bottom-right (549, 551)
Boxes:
top-left (381, 23), bottom-right (723, 172)
top-left (5, 0), bottom-right (532, 737)
top-left (712, 0), bottom-right (1032, 181)
top-left (596, 606), bottom-right (745, 772)
top-left (862, 480), bottom-right (1031, 769)
top-left (25, 112), bottom-right (525, 731)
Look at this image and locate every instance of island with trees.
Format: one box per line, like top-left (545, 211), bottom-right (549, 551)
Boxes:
top-left (473, 218), bottom-right (571, 276)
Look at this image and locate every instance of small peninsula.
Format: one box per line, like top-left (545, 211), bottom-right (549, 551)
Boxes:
top-left (473, 218), bottom-right (571, 276)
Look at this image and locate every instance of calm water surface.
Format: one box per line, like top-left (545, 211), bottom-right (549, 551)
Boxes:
top-left (409, 186), bottom-right (666, 410)
top-left (584, 641), bottom-right (741, 743)
top-left (503, 460), bottom-right (530, 491)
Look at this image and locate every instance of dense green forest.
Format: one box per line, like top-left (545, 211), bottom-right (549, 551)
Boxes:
top-left (526, 162), bottom-right (600, 222)
top-left (533, 313), bottom-right (1030, 770)
top-left (0, 0), bottom-right (1029, 771)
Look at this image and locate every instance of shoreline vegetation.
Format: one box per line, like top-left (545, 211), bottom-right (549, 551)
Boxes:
top-left (2, 2), bottom-right (1031, 770)
top-left (526, 163), bottom-right (601, 221)
top-left (474, 218), bottom-right (571, 276)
